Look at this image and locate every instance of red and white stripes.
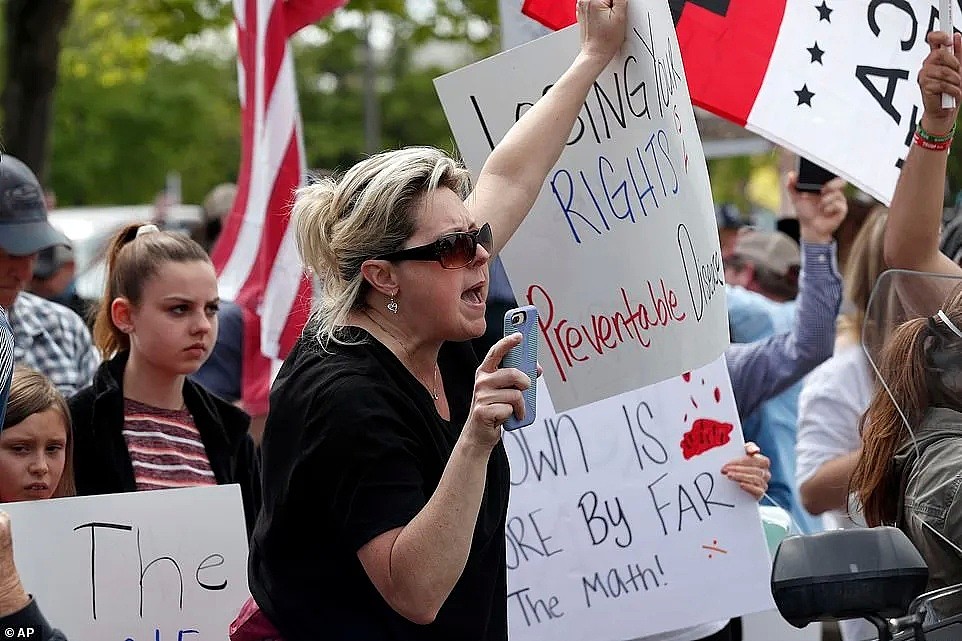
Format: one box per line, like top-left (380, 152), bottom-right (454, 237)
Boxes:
top-left (213, 0), bottom-right (344, 413)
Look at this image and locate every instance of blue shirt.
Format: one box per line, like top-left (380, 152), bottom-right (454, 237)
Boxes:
top-left (726, 242), bottom-right (842, 421)
top-left (727, 287), bottom-right (821, 534)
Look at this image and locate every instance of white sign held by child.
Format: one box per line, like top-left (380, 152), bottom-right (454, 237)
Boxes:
top-left (436, 1), bottom-right (729, 412)
top-left (1, 485), bottom-right (250, 641)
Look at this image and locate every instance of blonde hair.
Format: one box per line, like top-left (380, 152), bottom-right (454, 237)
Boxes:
top-left (838, 207), bottom-right (888, 342)
top-left (292, 147), bottom-right (472, 344)
top-left (3, 367), bottom-right (75, 498)
top-left (93, 224), bottom-right (212, 359)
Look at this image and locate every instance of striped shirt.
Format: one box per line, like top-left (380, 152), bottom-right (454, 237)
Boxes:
top-left (0, 308), bottom-right (13, 427)
top-left (122, 399), bottom-right (216, 491)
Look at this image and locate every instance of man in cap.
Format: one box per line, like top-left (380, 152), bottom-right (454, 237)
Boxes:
top-left (31, 245), bottom-right (89, 321)
top-left (726, 229), bottom-right (801, 302)
top-left (0, 155), bottom-right (99, 396)
top-left (724, 227), bottom-right (821, 534)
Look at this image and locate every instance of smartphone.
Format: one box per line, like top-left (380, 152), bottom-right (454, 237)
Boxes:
top-left (776, 218), bottom-right (800, 244)
top-left (795, 157), bottom-right (837, 193)
top-left (501, 305), bottom-right (539, 431)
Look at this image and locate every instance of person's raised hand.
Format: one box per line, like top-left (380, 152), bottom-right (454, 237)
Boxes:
top-left (919, 31), bottom-right (962, 136)
top-left (578, 0), bottom-right (628, 66)
top-left (788, 173), bottom-right (848, 244)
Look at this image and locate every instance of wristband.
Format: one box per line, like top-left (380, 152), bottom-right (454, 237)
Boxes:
top-left (914, 130), bottom-right (953, 151)
top-left (917, 121), bottom-right (956, 143)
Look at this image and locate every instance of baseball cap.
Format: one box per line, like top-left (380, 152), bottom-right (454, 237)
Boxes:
top-left (202, 183), bottom-right (237, 222)
top-left (33, 245), bottom-right (75, 280)
top-left (732, 229), bottom-right (800, 277)
top-left (0, 155), bottom-right (70, 256)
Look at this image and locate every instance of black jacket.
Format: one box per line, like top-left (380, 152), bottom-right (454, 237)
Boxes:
top-left (67, 351), bottom-right (261, 535)
top-left (0, 598), bottom-right (67, 641)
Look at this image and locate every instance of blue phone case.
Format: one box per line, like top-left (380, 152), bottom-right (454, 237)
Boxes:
top-left (501, 305), bottom-right (538, 430)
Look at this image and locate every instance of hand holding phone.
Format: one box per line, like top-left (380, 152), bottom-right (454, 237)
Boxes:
top-left (501, 305), bottom-right (539, 430)
top-left (795, 157), bottom-right (837, 193)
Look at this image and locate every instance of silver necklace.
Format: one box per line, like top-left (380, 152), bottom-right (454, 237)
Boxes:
top-left (365, 312), bottom-right (440, 400)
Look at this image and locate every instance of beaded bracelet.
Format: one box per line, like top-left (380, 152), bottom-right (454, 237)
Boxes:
top-left (917, 121), bottom-right (957, 144)
top-left (914, 131), bottom-right (953, 152)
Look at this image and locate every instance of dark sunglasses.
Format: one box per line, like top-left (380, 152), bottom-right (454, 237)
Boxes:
top-left (376, 222), bottom-right (493, 269)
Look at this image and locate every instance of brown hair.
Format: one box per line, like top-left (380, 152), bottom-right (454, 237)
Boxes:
top-left (724, 254), bottom-right (799, 301)
top-left (752, 265), bottom-right (799, 301)
top-left (851, 285), bottom-right (962, 525)
top-left (3, 367), bottom-right (75, 498)
top-left (838, 207), bottom-right (888, 342)
top-left (93, 224), bottom-right (211, 358)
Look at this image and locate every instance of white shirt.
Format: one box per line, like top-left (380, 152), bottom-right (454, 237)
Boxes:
top-left (796, 342), bottom-right (873, 531)
top-left (796, 341), bottom-right (877, 641)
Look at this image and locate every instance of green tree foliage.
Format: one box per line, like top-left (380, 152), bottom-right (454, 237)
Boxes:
top-left (51, 51), bottom-right (240, 205)
top-left (43, 0), bottom-right (499, 205)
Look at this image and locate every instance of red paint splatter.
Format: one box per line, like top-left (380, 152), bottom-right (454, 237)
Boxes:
top-left (682, 372), bottom-right (691, 382)
top-left (690, 396), bottom-right (699, 409)
top-left (714, 387), bottom-right (721, 403)
top-left (681, 418), bottom-right (734, 460)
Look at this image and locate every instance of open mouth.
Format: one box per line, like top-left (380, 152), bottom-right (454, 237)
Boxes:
top-left (24, 484), bottom-right (48, 492)
top-left (462, 282), bottom-right (485, 305)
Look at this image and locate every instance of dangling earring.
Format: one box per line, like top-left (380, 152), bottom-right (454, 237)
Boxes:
top-left (387, 294), bottom-right (399, 314)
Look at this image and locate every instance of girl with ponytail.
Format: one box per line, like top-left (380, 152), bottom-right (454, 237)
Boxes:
top-left (67, 223), bottom-right (260, 534)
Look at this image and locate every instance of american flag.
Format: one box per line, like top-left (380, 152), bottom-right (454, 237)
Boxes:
top-left (213, 0), bottom-right (345, 415)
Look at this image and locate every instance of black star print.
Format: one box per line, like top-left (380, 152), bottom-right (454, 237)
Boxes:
top-left (807, 42), bottom-right (825, 64)
top-left (795, 84), bottom-right (815, 106)
top-left (816, 1), bottom-right (833, 22)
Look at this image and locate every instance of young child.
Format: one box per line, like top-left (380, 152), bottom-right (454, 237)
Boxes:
top-left (0, 365), bottom-right (71, 640)
top-left (0, 367), bottom-right (74, 502)
top-left (68, 223), bottom-right (260, 534)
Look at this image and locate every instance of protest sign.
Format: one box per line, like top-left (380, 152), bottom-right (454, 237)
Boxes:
top-left (521, 0), bottom-right (962, 205)
top-left (502, 355), bottom-right (772, 641)
top-left (1, 485), bottom-right (250, 641)
top-left (435, 1), bottom-right (729, 412)
top-left (732, 0), bottom-right (962, 204)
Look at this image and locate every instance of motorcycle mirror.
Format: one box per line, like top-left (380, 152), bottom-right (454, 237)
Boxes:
top-left (771, 528), bottom-right (927, 629)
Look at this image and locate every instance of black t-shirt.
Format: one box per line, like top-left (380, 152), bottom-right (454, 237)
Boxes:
top-left (249, 327), bottom-right (510, 641)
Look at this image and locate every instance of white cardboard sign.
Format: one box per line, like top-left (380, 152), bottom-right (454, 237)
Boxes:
top-left (436, 1), bottom-right (730, 412)
top-left (503, 356), bottom-right (773, 641)
top-left (1, 485), bottom-right (250, 641)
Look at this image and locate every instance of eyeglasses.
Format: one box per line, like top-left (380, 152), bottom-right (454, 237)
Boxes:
top-left (376, 222), bottom-right (493, 269)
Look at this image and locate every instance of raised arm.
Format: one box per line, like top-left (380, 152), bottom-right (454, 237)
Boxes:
top-left (726, 176), bottom-right (846, 419)
top-left (469, 0), bottom-right (627, 253)
top-left (884, 31), bottom-right (962, 276)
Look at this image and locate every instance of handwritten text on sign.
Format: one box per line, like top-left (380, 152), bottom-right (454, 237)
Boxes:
top-left (1, 485), bottom-right (250, 641)
top-left (502, 356), bottom-right (773, 641)
top-left (744, 0), bottom-right (962, 205)
top-left (435, 2), bottom-right (728, 412)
